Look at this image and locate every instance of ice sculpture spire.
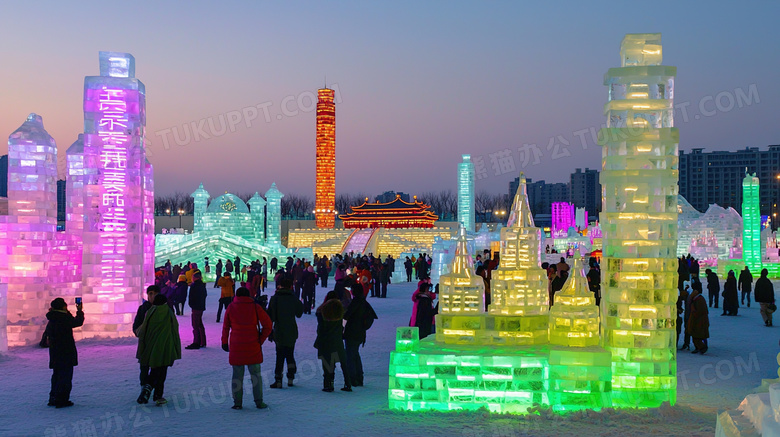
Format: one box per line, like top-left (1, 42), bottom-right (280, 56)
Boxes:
top-left (457, 155), bottom-right (475, 232)
top-left (479, 169), bottom-right (550, 344)
top-left (315, 88), bottom-right (336, 229)
top-left (265, 183), bottom-right (284, 248)
top-left (507, 172), bottom-right (534, 228)
top-left (438, 226), bottom-right (484, 319)
top-left (191, 183), bottom-right (210, 231)
top-left (248, 191), bottom-right (267, 243)
top-left (599, 33), bottom-right (678, 407)
top-left (548, 250), bottom-right (599, 347)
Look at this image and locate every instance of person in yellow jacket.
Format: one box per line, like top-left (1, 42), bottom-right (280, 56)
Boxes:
top-left (185, 263), bottom-right (200, 286)
top-left (216, 272), bottom-right (235, 323)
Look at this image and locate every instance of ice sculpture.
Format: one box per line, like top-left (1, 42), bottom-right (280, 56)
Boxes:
top-left (437, 226), bottom-right (484, 315)
top-left (388, 176), bottom-right (611, 413)
top-left (490, 174), bottom-right (549, 324)
top-left (80, 52), bottom-right (154, 339)
top-left (552, 202), bottom-right (575, 239)
top-left (743, 173), bottom-right (761, 272)
top-left (457, 154), bottom-right (475, 232)
top-left (548, 251), bottom-right (599, 347)
top-left (575, 207), bottom-right (589, 230)
top-left (191, 183), bottom-right (210, 230)
top-left (689, 231), bottom-right (719, 267)
top-left (248, 192), bottom-right (267, 243)
top-left (598, 33), bottom-right (678, 407)
top-left (156, 184), bottom-right (290, 270)
top-left (1, 114), bottom-right (59, 346)
top-left (265, 183), bottom-right (284, 248)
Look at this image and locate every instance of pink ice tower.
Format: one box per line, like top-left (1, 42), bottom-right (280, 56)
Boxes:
top-left (78, 51), bottom-right (154, 339)
top-left (0, 114), bottom-right (59, 347)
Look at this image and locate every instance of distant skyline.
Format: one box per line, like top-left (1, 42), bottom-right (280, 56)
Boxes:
top-left (1, 1), bottom-right (778, 197)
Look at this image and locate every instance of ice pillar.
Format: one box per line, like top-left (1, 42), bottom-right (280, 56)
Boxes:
top-left (488, 172), bottom-right (550, 344)
top-left (315, 88), bottom-right (336, 229)
top-left (458, 154), bottom-right (475, 232)
top-left (191, 183), bottom-right (210, 232)
top-left (80, 51), bottom-right (151, 339)
top-left (2, 114), bottom-right (59, 346)
top-left (742, 173), bottom-right (761, 272)
top-left (599, 34), bottom-right (678, 407)
top-left (248, 192), bottom-right (266, 243)
top-left (265, 183), bottom-right (284, 248)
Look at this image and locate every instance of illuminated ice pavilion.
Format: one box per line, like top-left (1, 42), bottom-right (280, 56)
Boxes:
top-left (154, 182), bottom-right (291, 270)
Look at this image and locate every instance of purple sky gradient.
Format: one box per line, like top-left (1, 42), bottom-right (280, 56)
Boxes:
top-left (1, 1), bottom-right (778, 197)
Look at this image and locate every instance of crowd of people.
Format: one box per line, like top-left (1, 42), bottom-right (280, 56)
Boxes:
top-left (40, 248), bottom-right (778, 410)
top-left (676, 255), bottom-right (777, 355)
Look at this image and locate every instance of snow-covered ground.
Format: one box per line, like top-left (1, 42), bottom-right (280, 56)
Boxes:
top-left (0, 279), bottom-right (777, 437)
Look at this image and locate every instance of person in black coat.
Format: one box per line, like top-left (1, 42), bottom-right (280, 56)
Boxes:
top-left (268, 278), bottom-right (304, 388)
top-left (186, 273), bottom-right (208, 349)
top-left (404, 257), bottom-right (413, 282)
top-left (705, 269), bottom-right (720, 308)
top-left (550, 270), bottom-right (569, 302)
top-left (343, 284), bottom-right (378, 387)
top-left (314, 291), bottom-right (351, 393)
top-left (755, 268), bottom-right (776, 326)
top-left (133, 286), bottom-right (160, 385)
top-left (301, 266), bottom-right (317, 313)
top-left (413, 282), bottom-right (436, 339)
top-left (739, 267), bottom-right (754, 307)
top-left (44, 297), bottom-right (85, 408)
top-left (722, 270), bottom-right (739, 316)
top-left (214, 259), bottom-right (223, 288)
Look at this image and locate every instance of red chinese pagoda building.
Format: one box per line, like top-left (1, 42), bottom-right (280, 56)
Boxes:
top-left (339, 195), bottom-right (438, 229)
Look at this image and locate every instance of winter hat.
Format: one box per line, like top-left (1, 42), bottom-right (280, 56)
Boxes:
top-left (307, 266), bottom-right (314, 273)
top-left (51, 298), bottom-right (67, 310)
top-left (178, 275), bottom-right (187, 282)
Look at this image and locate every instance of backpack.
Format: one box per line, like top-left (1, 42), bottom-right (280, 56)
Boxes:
top-left (362, 302), bottom-right (377, 331)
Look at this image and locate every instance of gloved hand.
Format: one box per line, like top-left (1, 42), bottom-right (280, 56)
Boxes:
top-left (221, 344), bottom-right (229, 352)
top-left (268, 330), bottom-right (275, 343)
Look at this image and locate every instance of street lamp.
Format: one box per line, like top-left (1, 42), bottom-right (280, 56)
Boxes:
top-left (177, 209), bottom-right (184, 228)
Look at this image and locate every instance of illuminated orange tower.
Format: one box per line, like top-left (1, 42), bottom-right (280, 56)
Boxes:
top-left (315, 88), bottom-right (336, 228)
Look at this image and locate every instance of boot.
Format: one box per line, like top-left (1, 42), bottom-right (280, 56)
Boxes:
top-left (270, 379), bottom-right (283, 389)
top-left (322, 376), bottom-right (334, 392)
top-left (137, 384), bottom-right (152, 404)
top-left (341, 385), bottom-right (352, 392)
top-left (287, 378), bottom-right (294, 387)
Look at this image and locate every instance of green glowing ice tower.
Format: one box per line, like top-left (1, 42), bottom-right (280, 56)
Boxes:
top-left (742, 173), bottom-right (761, 272)
top-left (598, 33), bottom-right (678, 407)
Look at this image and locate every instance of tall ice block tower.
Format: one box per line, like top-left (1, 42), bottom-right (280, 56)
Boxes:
top-left (315, 88), bottom-right (336, 228)
top-left (457, 154), bottom-right (475, 232)
top-left (742, 173), bottom-right (761, 272)
top-left (2, 114), bottom-right (58, 346)
top-left (80, 51), bottom-right (154, 339)
top-left (598, 34), bottom-right (678, 407)
top-left (489, 173), bottom-right (550, 344)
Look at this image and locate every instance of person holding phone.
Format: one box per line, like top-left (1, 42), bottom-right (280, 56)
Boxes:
top-left (44, 297), bottom-right (85, 408)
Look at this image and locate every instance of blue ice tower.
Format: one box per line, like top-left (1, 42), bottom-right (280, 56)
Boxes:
top-left (265, 183), bottom-right (284, 248)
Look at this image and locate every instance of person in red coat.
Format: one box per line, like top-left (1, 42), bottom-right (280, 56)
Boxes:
top-left (221, 287), bottom-right (273, 409)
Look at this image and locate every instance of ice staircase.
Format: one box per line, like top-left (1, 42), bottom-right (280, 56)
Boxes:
top-left (341, 228), bottom-right (377, 255)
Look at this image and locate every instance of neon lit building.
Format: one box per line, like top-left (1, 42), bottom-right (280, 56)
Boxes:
top-left (551, 202), bottom-right (575, 239)
top-left (598, 34), bottom-right (678, 407)
top-left (458, 154), bottom-right (475, 232)
top-left (742, 173), bottom-right (761, 272)
top-left (315, 88), bottom-right (336, 229)
top-left (80, 51), bottom-right (154, 339)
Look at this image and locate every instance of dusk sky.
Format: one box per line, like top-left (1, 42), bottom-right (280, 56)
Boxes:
top-left (1, 1), bottom-right (778, 198)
